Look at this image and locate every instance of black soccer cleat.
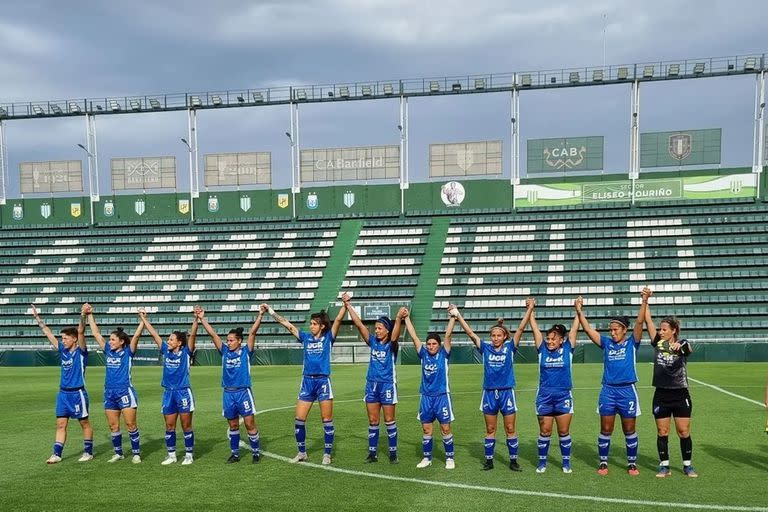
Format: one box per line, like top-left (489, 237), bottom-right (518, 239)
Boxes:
top-left (509, 458), bottom-right (522, 472)
top-left (365, 453), bottom-right (378, 463)
top-left (482, 459), bottom-right (494, 471)
top-left (226, 454), bottom-right (240, 464)
top-left (252, 453), bottom-right (261, 464)
top-left (389, 453), bottom-right (399, 465)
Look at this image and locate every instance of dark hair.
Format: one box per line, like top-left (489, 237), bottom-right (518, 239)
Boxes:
top-left (112, 327), bottom-right (130, 347)
top-left (546, 324), bottom-right (567, 339)
top-left (609, 316), bottom-right (630, 329)
top-left (659, 316), bottom-right (681, 341)
top-left (490, 317), bottom-right (509, 339)
top-left (228, 327), bottom-right (244, 341)
top-left (426, 332), bottom-right (442, 345)
top-left (60, 327), bottom-right (78, 338)
top-left (310, 310), bottom-right (332, 333)
top-left (172, 331), bottom-right (188, 346)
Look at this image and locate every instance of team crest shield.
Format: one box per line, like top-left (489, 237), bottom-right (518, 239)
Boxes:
top-left (70, 202), bottom-right (82, 218)
top-left (240, 195), bottom-right (251, 212)
top-left (306, 193), bottom-right (318, 210)
top-left (12, 204), bottom-right (23, 220)
top-left (178, 199), bottom-right (190, 215)
top-left (135, 198), bottom-right (145, 216)
top-left (103, 200), bottom-right (115, 217)
top-left (343, 190), bottom-right (355, 208)
top-left (277, 193), bottom-right (289, 209)
top-left (456, 148), bottom-right (474, 172)
top-left (668, 134), bottom-right (692, 161)
top-left (207, 196), bottom-right (219, 213)
top-left (40, 203), bottom-right (52, 219)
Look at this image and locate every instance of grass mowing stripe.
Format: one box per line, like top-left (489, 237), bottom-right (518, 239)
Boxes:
top-left (688, 377), bottom-right (765, 407)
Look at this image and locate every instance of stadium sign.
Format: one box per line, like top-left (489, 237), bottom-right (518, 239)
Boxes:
top-left (204, 152), bottom-right (272, 187)
top-left (112, 157), bottom-right (176, 190)
top-left (314, 156), bottom-right (384, 170)
top-left (300, 145), bottom-right (399, 182)
top-left (20, 160), bottom-right (84, 194)
top-left (429, 141), bottom-right (502, 177)
top-left (526, 136), bottom-right (604, 173)
top-left (640, 128), bottom-right (721, 168)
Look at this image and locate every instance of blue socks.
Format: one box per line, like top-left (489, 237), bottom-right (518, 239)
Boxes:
top-left (537, 435), bottom-right (551, 464)
top-left (443, 434), bottom-right (454, 459)
top-left (128, 429), bottom-right (140, 455)
top-left (229, 429), bottom-right (240, 455)
top-left (598, 433), bottom-right (611, 462)
top-left (484, 437), bottom-right (495, 460)
top-left (507, 436), bottom-right (519, 460)
top-left (386, 421), bottom-right (398, 456)
top-left (368, 424), bottom-right (380, 454)
top-left (625, 431), bottom-right (638, 464)
top-left (111, 431), bottom-right (123, 455)
top-left (422, 435), bottom-right (433, 459)
top-left (183, 431), bottom-right (194, 454)
top-left (165, 430), bottom-right (176, 453)
top-left (559, 434), bottom-right (572, 464)
top-left (53, 441), bottom-right (63, 457)
top-left (83, 438), bottom-right (93, 456)
top-left (294, 419), bottom-right (306, 454)
top-left (323, 420), bottom-right (335, 456)
top-left (248, 431), bottom-right (260, 456)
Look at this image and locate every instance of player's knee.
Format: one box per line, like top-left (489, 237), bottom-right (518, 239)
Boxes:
top-left (657, 425), bottom-right (670, 436)
top-left (539, 426), bottom-right (553, 436)
top-left (676, 428), bottom-right (689, 438)
top-left (439, 424), bottom-right (451, 436)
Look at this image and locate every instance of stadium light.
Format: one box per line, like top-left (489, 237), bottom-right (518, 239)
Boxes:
top-left (109, 99), bottom-right (121, 111)
top-left (295, 89), bottom-right (307, 100)
top-left (550, 76), bottom-right (556, 84)
top-left (0, 107), bottom-right (7, 117)
top-left (693, 62), bottom-right (705, 74)
top-left (667, 64), bottom-right (680, 77)
top-left (592, 69), bottom-right (604, 82)
top-left (383, 83), bottom-right (394, 95)
top-left (361, 85), bottom-right (372, 96)
top-left (129, 99), bottom-right (141, 111)
top-left (474, 78), bottom-right (485, 90)
top-left (76, 143), bottom-right (93, 157)
top-left (429, 81), bottom-right (440, 92)
top-left (617, 67), bottom-right (629, 79)
top-left (327, 91), bottom-right (334, 98)
top-left (149, 98), bottom-right (161, 109)
top-left (744, 57), bottom-right (757, 71)
top-left (521, 74), bottom-right (532, 86)
top-left (339, 86), bottom-right (350, 98)
top-left (252, 92), bottom-right (264, 102)
top-left (189, 96), bottom-right (202, 107)
top-left (69, 102), bottom-right (81, 113)
top-left (569, 72), bottom-right (580, 84)
top-left (643, 65), bottom-right (654, 78)
top-left (180, 137), bottom-right (191, 151)
top-left (50, 104), bottom-right (63, 114)
top-left (33, 105), bottom-right (45, 115)
top-left (211, 95), bottom-right (222, 106)
top-left (451, 82), bottom-right (461, 92)
top-left (237, 95), bottom-right (245, 103)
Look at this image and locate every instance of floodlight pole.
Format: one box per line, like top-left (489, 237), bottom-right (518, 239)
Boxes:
top-left (181, 137), bottom-right (195, 222)
top-left (399, 95), bottom-right (409, 215)
top-left (186, 108), bottom-right (199, 224)
top-left (0, 120), bottom-right (7, 205)
top-left (752, 70), bottom-right (766, 199)
top-left (629, 79), bottom-right (641, 204)
top-left (288, 99), bottom-right (300, 219)
top-left (511, 78), bottom-right (520, 209)
top-left (77, 143), bottom-right (96, 225)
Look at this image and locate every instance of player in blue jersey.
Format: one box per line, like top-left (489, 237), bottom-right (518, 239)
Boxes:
top-left (140, 309), bottom-right (198, 465)
top-left (32, 304), bottom-right (94, 464)
top-left (84, 303), bottom-right (145, 463)
top-left (453, 303), bottom-right (532, 471)
top-left (341, 292), bottom-right (402, 464)
top-left (644, 291), bottom-right (698, 478)
top-left (402, 307), bottom-right (457, 469)
top-left (528, 297), bottom-right (579, 474)
top-left (576, 291), bottom-right (648, 476)
top-left (197, 304), bottom-right (265, 463)
top-left (265, 302), bottom-right (347, 465)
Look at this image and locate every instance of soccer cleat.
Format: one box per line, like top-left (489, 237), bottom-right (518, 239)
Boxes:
top-left (321, 454), bottom-right (332, 465)
top-left (78, 453), bottom-right (93, 462)
top-left (365, 453), bottom-right (378, 463)
top-left (181, 454), bottom-right (194, 465)
top-left (445, 458), bottom-right (456, 470)
top-left (252, 453), bottom-right (261, 464)
top-left (562, 463), bottom-right (573, 474)
top-left (131, 455), bottom-right (142, 464)
top-left (107, 454), bottom-right (124, 463)
top-left (482, 459), bottom-right (494, 471)
top-left (389, 453), bottom-right (399, 465)
top-left (161, 454), bottom-right (177, 465)
top-left (416, 457), bottom-right (432, 468)
top-left (656, 465), bottom-right (671, 478)
top-left (226, 454), bottom-right (240, 464)
top-left (627, 463), bottom-right (639, 476)
top-left (597, 462), bottom-right (609, 475)
top-left (46, 454), bottom-right (62, 464)
top-left (683, 465), bottom-right (698, 478)
top-left (535, 463), bottom-right (547, 473)
top-left (289, 452), bottom-right (308, 463)
top-left (509, 458), bottom-right (522, 472)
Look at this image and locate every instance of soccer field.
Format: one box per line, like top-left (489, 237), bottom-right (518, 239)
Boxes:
top-left (1, 362), bottom-right (767, 512)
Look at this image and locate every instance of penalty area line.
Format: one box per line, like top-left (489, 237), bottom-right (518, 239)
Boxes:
top-left (688, 377), bottom-right (765, 407)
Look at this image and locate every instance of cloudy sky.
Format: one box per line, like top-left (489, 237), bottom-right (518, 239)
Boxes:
top-left (1, 0), bottom-right (766, 195)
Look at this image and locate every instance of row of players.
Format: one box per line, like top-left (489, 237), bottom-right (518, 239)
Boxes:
top-left (32, 288), bottom-right (697, 477)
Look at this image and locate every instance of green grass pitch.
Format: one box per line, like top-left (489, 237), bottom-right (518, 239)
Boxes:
top-left (1, 362), bottom-right (767, 511)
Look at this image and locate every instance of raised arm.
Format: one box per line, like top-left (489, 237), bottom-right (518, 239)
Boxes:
top-left (77, 307), bottom-right (87, 351)
top-left (330, 301), bottom-right (347, 339)
top-left (528, 298), bottom-right (544, 349)
top-left (451, 305), bottom-right (481, 349)
top-left (633, 289), bottom-right (649, 344)
top-left (196, 307), bottom-right (223, 351)
top-left (575, 296), bottom-right (601, 347)
top-left (263, 303), bottom-right (299, 339)
top-left (139, 310), bottom-right (162, 348)
top-left (31, 305), bottom-right (58, 349)
top-left (130, 317), bottom-right (145, 354)
top-left (188, 313), bottom-right (199, 353)
top-left (444, 316), bottom-right (456, 354)
top-left (390, 307), bottom-right (404, 343)
top-left (247, 306), bottom-right (266, 352)
top-left (644, 294), bottom-right (657, 342)
top-left (403, 311), bottom-right (422, 353)
top-left (341, 293), bottom-right (369, 343)
top-left (512, 298), bottom-right (534, 348)
top-left (567, 313), bottom-right (578, 349)
top-left (85, 304), bottom-right (106, 350)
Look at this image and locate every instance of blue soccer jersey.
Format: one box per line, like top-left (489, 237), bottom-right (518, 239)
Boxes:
top-left (366, 334), bottom-right (397, 384)
top-left (161, 341), bottom-right (191, 390)
top-left (104, 345), bottom-right (133, 389)
top-left (59, 342), bottom-right (87, 389)
top-left (418, 346), bottom-right (450, 396)
top-left (600, 334), bottom-right (640, 385)
top-left (219, 345), bottom-right (252, 389)
top-left (298, 330), bottom-right (334, 376)
top-left (538, 342), bottom-right (574, 391)
top-left (479, 340), bottom-right (516, 390)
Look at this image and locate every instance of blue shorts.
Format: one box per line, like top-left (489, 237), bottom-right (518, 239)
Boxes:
top-left (480, 388), bottom-right (517, 416)
top-left (418, 394), bottom-right (454, 424)
top-left (298, 375), bottom-right (333, 403)
top-left (535, 389), bottom-right (574, 416)
top-left (56, 389), bottom-right (89, 419)
top-left (104, 387), bottom-right (138, 410)
top-left (222, 388), bottom-right (256, 419)
top-left (597, 384), bottom-right (641, 418)
top-left (364, 380), bottom-right (398, 405)
top-left (162, 388), bottom-right (195, 415)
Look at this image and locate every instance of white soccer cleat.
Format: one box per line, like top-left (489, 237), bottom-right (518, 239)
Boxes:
top-left (289, 452), bottom-right (308, 463)
top-left (445, 458), bottom-right (456, 470)
top-left (416, 457), bottom-right (432, 468)
top-left (181, 454), bottom-right (194, 465)
top-left (77, 453), bottom-right (93, 462)
top-left (131, 454), bottom-right (142, 464)
top-left (46, 454), bottom-right (62, 464)
top-left (107, 454), bottom-right (124, 463)
top-left (161, 454), bottom-right (177, 465)
top-left (321, 454), bottom-right (332, 465)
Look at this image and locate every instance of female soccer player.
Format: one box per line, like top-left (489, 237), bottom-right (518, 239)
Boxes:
top-left (402, 307), bottom-right (457, 469)
top-left (265, 302), bottom-right (347, 465)
top-left (32, 304), bottom-right (93, 464)
top-left (84, 303), bottom-right (144, 463)
top-left (528, 297), bottom-right (579, 474)
top-left (140, 309), bottom-right (198, 465)
top-left (453, 303), bottom-right (531, 471)
top-left (576, 291), bottom-right (648, 476)
top-left (644, 291), bottom-right (698, 478)
top-left (342, 292), bottom-right (402, 464)
top-left (197, 305), bottom-right (265, 463)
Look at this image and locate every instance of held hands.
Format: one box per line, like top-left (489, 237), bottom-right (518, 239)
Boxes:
top-left (397, 307), bottom-right (408, 319)
top-left (260, 303), bottom-right (275, 316)
top-left (193, 304), bottom-right (204, 319)
top-left (340, 292), bottom-right (351, 304)
top-left (641, 287), bottom-right (652, 303)
top-left (137, 308), bottom-right (147, 321)
top-left (526, 297), bottom-right (535, 310)
top-left (574, 296), bottom-right (583, 313)
top-left (447, 304), bottom-right (459, 318)
top-left (82, 303), bottom-right (93, 315)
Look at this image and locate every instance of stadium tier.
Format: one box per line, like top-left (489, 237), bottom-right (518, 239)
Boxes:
top-left (1, 193), bottom-right (766, 349)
